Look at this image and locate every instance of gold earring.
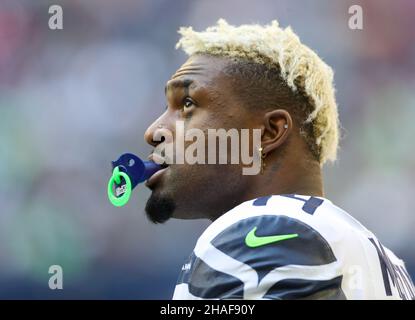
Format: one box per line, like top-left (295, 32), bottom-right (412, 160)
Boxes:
top-left (259, 147), bottom-right (266, 174)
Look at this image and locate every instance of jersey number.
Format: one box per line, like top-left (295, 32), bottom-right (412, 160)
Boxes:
top-left (253, 194), bottom-right (324, 215)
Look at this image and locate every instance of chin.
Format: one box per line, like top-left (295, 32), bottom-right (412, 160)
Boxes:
top-left (144, 190), bottom-right (176, 224)
top-left (145, 166), bottom-right (214, 221)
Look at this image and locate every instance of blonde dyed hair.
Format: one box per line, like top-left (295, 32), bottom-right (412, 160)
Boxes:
top-left (176, 19), bottom-right (340, 165)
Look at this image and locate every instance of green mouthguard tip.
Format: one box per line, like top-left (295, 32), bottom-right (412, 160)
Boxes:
top-left (107, 166), bottom-right (132, 207)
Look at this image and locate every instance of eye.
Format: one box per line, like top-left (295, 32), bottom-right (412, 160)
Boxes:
top-left (183, 97), bottom-right (195, 109)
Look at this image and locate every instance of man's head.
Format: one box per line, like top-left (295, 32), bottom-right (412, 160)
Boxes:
top-left (144, 19), bottom-right (340, 223)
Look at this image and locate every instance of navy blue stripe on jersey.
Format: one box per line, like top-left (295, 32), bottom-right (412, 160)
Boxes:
top-left (279, 194), bottom-right (324, 215)
top-left (185, 255), bottom-right (244, 299)
top-left (368, 238), bottom-right (392, 296)
top-left (253, 196), bottom-right (272, 206)
top-left (211, 215), bottom-right (337, 283)
top-left (263, 276), bottom-right (345, 300)
top-left (369, 238), bottom-right (415, 300)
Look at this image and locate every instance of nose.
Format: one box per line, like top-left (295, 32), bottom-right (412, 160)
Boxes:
top-left (144, 112), bottom-right (169, 147)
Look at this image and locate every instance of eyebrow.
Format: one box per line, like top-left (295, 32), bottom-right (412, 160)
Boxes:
top-left (165, 79), bottom-right (194, 95)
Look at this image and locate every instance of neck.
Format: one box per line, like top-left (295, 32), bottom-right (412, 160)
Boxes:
top-left (207, 157), bottom-right (323, 222)
top-left (243, 157), bottom-right (324, 201)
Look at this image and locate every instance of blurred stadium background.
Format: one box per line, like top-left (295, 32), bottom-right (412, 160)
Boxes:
top-left (0, 0), bottom-right (414, 299)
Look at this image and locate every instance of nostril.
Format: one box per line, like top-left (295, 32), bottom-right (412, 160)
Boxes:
top-left (151, 135), bottom-right (165, 146)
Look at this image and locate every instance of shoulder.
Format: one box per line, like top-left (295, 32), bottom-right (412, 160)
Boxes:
top-left (182, 195), bottom-right (413, 299)
top-left (188, 195), bottom-right (347, 299)
top-left (197, 194), bottom-right (349, 246)
top-left (196, 195), bottom-right (339, 269)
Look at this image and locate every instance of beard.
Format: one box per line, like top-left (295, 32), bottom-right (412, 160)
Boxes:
top-left (145, 191), bottom-right (176, 224)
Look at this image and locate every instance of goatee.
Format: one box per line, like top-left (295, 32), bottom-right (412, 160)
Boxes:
top-left (145, 192), bottom-right (176, 224)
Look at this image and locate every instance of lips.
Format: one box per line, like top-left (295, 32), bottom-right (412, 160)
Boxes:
top-left (145, 166), bottom-right (169, 188)
top-left (146, 153), bottom-right (170, 188)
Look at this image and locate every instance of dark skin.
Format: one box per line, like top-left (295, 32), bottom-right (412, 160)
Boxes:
top-left (144, 54), bottom-right (323, 223)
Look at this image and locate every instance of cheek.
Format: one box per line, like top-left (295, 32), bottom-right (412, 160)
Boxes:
top-left (185, 108), bottom-right (214, 129)
top-left (168, 163), bottom-right (242, 193)
top-left (163, 163), bottom-right (210, 199)
top-left (168, 163), bottom-right (208, 184)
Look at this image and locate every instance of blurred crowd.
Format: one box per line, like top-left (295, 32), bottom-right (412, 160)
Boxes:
top-left (0, 0), bottom-right (414, 298)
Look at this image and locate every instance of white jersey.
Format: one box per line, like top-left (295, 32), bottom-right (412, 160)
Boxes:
top-left (173, 194), bottom-right (414, 300)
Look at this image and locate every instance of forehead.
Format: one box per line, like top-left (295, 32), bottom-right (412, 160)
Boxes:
top-left (166, 55), bottom-right (230, 92)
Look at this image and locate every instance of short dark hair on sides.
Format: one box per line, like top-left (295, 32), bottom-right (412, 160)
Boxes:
top-left (219, 54), bottom-right (321, 161)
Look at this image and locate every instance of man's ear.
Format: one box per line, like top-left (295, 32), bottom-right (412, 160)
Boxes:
top-left (261, 109), bottom-right (293, 155)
